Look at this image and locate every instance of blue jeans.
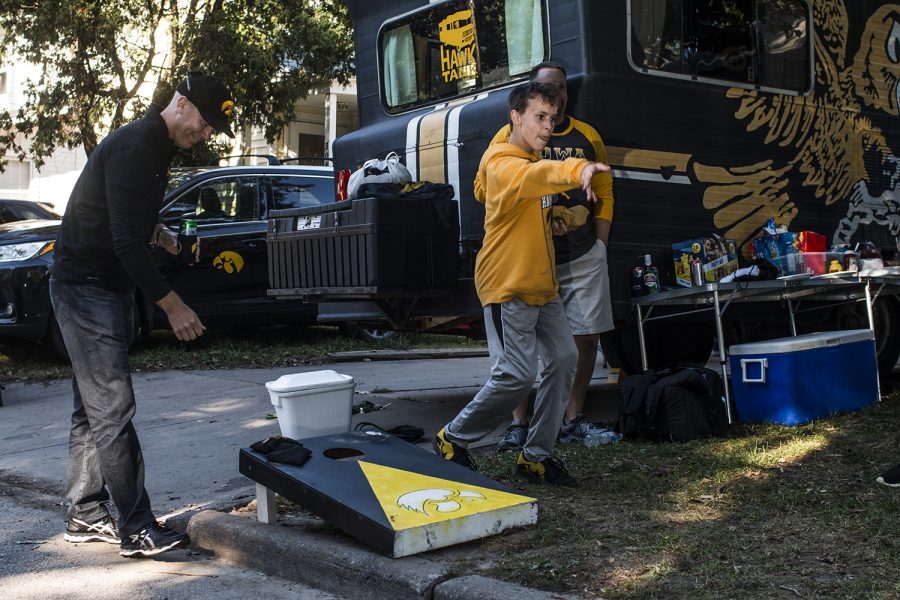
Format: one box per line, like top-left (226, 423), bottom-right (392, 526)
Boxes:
top-left (49, 279), bottom-right (154, 538)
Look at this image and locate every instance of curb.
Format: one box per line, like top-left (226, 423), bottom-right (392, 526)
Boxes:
top-left (186, 510), bottom-right (448, 599)
top-left (182, 510), bottom-right (583, 600)
top-left (327, 348), bottom-right (489, 362)
top-left (434, 575), bottom-right (582, 600)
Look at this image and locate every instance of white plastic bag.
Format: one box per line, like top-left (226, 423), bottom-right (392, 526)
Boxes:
top-left (346, 152), bottom-right (412, 199)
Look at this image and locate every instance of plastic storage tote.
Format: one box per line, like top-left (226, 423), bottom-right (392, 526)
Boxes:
top-left (265, 370), bottom-right (356, 439)
top-left (267, 196), bottom-right (460, 296)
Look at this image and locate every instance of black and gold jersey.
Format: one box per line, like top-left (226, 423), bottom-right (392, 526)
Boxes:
top-left (480, 115), bottom-right (614, 263)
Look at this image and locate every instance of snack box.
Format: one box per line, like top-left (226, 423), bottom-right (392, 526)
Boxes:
top-left (672, 237), bottom-right (739, 287)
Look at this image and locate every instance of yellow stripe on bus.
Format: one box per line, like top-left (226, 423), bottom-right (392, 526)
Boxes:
top-left (418, 109), bottom-right (448, 183)
top-left (606, 146), bottom-right (692, 173)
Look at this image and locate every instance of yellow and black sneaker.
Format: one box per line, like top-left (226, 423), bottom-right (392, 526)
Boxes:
top-left (515, 452), bottom-right (577, 486)
top-left (432, 427), bottom-right (477, 470)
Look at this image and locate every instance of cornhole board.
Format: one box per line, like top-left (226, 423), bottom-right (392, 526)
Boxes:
top-left (239, 431), bottom-right (537, 557)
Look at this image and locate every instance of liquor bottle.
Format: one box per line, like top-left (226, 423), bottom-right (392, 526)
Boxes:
top-left (631, 265), bottom-right (645, 297)
top-left (177, 219), bottom-right (198, 265)
top-left (642, 254), bottom-right (660, 295)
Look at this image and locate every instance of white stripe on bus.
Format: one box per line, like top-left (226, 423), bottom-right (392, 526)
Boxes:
top-left (405, 116), bottom-right (422, 180)
top-left (612, 170), bottom-right (691, 184)
top-left (446, 93), bottom-right (490, 202)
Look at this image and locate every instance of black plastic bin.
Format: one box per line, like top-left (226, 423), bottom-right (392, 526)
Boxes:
top-left (267, 196), bottom-right (460, 297)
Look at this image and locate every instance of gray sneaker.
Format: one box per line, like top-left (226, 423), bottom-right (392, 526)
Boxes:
top-left (64, 515), bottom-right (119, 544)
top-left (497, 423), bottom-right (527, 452)
top-left (559, 415), bottom-right (622, 446)
top-left (120, 522), bottom-right (190, 558)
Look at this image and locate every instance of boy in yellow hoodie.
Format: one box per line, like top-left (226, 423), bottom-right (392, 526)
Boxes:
top-left (432, 81), bottom-right (610, 486)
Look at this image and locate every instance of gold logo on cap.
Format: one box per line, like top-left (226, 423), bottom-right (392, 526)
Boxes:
top-left (220, 100), bottom-right (234, 118)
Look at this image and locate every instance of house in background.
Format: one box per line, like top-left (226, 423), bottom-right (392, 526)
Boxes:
top-left (0, 61), bottom-right (358, 212)
top-left (0, 63), bottom-right (89, 210)
top-left (239, 79), bottom-right (358, 167)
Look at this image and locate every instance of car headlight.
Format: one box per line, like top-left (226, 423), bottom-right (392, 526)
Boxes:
top-left (0, 241), bottom-right (54, 262)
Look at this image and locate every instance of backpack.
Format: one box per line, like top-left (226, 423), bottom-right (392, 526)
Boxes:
top-left (617, 362), bottom-right (728, 442)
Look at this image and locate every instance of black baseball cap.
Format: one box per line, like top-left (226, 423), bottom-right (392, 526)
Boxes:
top-left (176, 72), bottom-right (235, 138)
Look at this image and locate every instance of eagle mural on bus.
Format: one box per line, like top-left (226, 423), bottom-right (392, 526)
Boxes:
top-left (695, 1), bottom-right (900, 254)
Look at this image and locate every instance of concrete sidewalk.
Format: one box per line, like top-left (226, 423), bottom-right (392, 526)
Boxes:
top-left (0, 349), bottom-right (612, 599)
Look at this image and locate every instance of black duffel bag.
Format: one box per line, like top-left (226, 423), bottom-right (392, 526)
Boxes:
top-left (618, 362), bottom-right (728, 442)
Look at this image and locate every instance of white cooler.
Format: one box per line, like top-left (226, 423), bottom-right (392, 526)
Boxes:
top-left (265, 370), bottom-right (356, 440)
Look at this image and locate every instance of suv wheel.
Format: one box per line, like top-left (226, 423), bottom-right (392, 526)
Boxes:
top-left (47, 314), bottom-right (69, 362)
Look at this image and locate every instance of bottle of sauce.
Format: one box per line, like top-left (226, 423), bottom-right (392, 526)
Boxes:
top-left (828, 259), bottom-right (842, 273)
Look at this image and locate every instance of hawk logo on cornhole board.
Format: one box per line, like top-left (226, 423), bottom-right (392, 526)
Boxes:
top-left (358, 461), bottom-right (533, 530)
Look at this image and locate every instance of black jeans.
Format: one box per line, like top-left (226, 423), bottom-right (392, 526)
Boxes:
top-left (49, 279), bottom-right (154, 538)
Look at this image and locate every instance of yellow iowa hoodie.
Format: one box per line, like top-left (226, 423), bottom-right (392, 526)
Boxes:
top-left (475, 143), bottom-right (590, 306)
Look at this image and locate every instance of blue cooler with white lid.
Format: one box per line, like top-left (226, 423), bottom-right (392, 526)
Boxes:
top-left (728, 329), bottom-right (878, 426)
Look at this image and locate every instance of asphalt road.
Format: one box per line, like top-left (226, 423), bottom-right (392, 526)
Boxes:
top-left (0, 355), bottom-right (510, 516)
top-left (0, 485), bottom-right (342, 599)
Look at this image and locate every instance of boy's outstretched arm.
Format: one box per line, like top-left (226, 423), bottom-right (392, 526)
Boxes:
top-left (581, 162), bottom-right (611, 202)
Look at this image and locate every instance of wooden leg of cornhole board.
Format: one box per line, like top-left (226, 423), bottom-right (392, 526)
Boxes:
top-left (256, 483), bottom-right (277, 524)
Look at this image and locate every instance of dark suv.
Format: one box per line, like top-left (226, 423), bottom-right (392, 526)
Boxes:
top-left (0, 161), bottom-right (335, 358)
top-left (0, 199), bottom-right (62, 223)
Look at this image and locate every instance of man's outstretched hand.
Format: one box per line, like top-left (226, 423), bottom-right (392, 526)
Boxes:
top-left (157, 291), bottom-right (206, 341)
top-left (580, 161), bottom-right (611, 202)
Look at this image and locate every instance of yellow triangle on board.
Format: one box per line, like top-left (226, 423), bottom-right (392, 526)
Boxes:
top-left (358, 461), bottom-right (536, 531)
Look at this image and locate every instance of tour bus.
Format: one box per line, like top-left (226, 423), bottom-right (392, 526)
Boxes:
top-left (270, 0), bottom-right (900, 373)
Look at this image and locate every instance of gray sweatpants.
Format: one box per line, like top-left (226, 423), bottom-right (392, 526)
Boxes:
top-left (445, 297), bottom-right (577, 461)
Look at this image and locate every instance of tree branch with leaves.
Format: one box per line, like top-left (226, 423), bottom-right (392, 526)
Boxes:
top-left (0, 0), bottom-right (354, 168)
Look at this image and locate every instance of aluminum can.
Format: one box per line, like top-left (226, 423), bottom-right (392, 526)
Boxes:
top-left (180, 219), bottom-right (197, 236)
top-left (177, 219), bottom-right (198, 265)
top-left (691, 259), bottom-right (703, 286)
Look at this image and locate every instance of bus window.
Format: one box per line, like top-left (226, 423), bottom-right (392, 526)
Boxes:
top-left (756, 0), bottom-right (809, 90)
top-left (629, 0), bottom-right (810, 93)
top-left (506, 0), bottom-right (546, 76)
top-left (686, 0), bottom-right (756, 83)
top-left (379, 0), bottom-right (548, 113)
top-left (383, 25), bottom-right (417, 107)
top-left (631, 0), bottom-right (683, 73)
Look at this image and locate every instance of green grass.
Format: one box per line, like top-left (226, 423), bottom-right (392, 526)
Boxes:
top-left (0, 324), bottom-right (486, 383)
top-left (462, 395), bottom-right (900, 598)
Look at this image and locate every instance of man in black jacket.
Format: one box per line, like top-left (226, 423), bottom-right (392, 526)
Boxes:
top-left (50, 73), bottom-right (235, 558)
